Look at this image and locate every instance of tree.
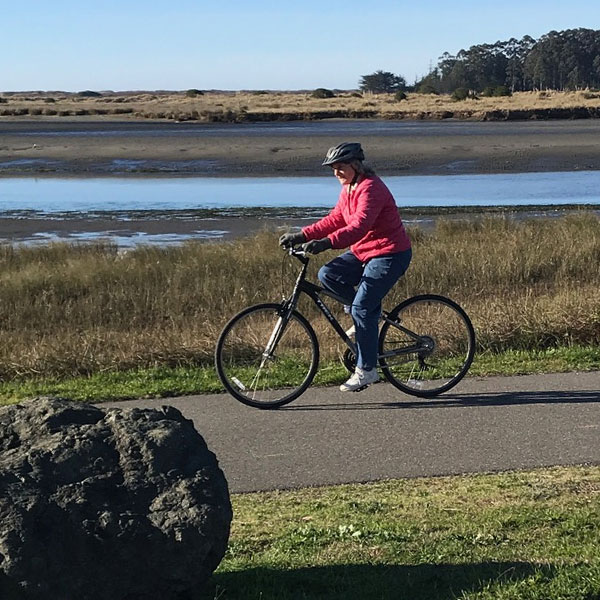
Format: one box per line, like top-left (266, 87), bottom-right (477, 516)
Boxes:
top-left (415, 28), bottom-right (600, 93)
top-left (593, 55), bottom-right (600, 87)
top-left (524, 28), bottom-right (600, 90)
top-left (504, 36), bottom-right (535, 92)
top-left (359, 70), bottom-right (406, 93)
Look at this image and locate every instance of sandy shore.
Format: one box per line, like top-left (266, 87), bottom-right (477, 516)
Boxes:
top-left (2, 118), bottom-right (600, 177)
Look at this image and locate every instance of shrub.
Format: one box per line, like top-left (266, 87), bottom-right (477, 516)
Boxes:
top-left (451, 88), bottom-right (478, 101)
top-left (0, 97), bottom-right (6, 104)
top-left (311, 88), bottom-right (335, 99)
top-left (394, 91), bottom-right (407, 101)
top-left (185, 89), bottom-right (204, 97)
top-left (44, 97), bottom-right (56, 103)
top-left (493, 85), bottom-right (511, 97)
top-left (78, 90), bottom-right (102, 97)
top-left (482, 85), bottom-right (511, 97)
top-left (417, 83), bottom-right (439, 95)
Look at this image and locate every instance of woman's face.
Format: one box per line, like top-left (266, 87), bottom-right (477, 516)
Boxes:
top-left (330, 162), bottom-right (356, 185)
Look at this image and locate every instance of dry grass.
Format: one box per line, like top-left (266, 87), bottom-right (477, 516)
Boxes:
top-left (0, 214), bottom-right (599, 380)
top-left (2, 90), bottom-right (600, 121)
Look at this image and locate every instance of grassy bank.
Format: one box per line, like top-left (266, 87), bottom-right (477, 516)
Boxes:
top-left (0, 213), bottom-right (599, 402)
top-left (1, 345), bottom-right (599, 405)
top-left (2, 89), bottom-right (600, 122)
top-left (202, 465), bottom-right (600, 599)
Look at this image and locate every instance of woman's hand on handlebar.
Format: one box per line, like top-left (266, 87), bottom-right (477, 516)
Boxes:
top-left (279, 231), bottom-right (306, 248)
top-left (302, 237), bottom-right (332, 255)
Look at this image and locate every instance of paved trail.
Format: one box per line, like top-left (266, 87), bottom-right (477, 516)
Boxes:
top-left (107, 372), bottom-right (600, 493)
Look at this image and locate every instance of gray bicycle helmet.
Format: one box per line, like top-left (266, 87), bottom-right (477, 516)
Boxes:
top-left (322, 142), bottom-right (365, 166)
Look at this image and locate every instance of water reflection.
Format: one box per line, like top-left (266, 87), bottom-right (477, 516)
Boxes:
top-left (1, 170), bottom-right (599, 247)
top-left (2, 170), bottom-right (600, 214)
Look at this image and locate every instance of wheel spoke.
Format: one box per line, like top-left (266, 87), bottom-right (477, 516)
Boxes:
top-left (215, 304), bottom-right (319, 408)
top-left (379, 295), bottom-right (475, 397)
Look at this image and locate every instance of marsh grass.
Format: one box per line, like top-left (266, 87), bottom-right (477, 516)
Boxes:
top-left (3, 89), bottom-right (600, 121)
top-left (202, 465), bottom-right (600, 599)
top-left (0, 214), bottom-right (598, 382)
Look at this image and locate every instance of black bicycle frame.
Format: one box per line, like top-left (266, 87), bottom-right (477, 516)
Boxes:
top-left (281, 250), bottom-right (425, 360)
top-left (280, 251), bottom-right (356, 353)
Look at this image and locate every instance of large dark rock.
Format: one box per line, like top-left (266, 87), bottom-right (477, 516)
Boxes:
top-left (0, 398), bottom-right (232, 600)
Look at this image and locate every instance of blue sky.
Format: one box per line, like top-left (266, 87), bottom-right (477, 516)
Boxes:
top-left (2, 0), bottom-right (600, 92)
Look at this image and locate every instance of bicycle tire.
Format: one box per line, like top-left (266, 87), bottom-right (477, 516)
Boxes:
top-left (215, 303), bottom-right (320, 409)
top-left (378, 294), bottom-right (475, 398)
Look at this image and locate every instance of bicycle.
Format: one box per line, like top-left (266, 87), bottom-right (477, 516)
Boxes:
top-left (215, 246), bottom-right (475, 409)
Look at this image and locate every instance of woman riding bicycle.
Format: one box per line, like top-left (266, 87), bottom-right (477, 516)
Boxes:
top-left (280, 142), bottom-right (412, 392)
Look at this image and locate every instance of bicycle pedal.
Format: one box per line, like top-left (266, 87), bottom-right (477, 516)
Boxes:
top-left (352, 384), bottom-right (369, 392)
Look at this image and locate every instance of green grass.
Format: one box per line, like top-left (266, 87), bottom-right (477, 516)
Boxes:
top-left (201, 466), bottom-right (600, 599)
top-left (0, 344), bottom-right (598, 405)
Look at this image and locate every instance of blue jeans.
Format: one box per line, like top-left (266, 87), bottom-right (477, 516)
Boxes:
top-left (318, 249), bottom-right (412, 370)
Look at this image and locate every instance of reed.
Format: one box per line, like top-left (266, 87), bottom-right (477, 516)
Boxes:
top-left (0, 214), bottom-right (598, 379)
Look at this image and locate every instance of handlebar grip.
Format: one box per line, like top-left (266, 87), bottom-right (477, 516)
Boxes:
top-left (287, 246), bottom-right (309, 261)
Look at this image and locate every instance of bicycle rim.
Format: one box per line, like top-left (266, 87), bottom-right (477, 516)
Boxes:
top-left (379, 295), bottom-right (475, 397)
top-left (215, 303), bottom-right (319, 408)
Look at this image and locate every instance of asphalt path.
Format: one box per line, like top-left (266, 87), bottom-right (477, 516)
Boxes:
top-left (106, 371), bottom-right (600, 493)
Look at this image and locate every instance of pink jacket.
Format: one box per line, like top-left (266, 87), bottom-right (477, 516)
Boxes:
top-left (302, 175), bottom-right (411, 262)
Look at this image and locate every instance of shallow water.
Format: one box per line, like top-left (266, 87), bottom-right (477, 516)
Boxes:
top-left (2, 170), bottom-right (599, 246)
top-left (3, 170), bottom-right (600, 215)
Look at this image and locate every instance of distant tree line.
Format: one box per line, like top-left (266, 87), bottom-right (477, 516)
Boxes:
top-left (359, 28), bottom-right (600, 95)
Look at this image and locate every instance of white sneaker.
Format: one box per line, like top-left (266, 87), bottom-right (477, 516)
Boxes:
top-left (339, 367), bottom-right (379, 392)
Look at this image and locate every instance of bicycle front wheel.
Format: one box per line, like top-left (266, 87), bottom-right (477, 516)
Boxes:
top-left (379, 294), bottom-right (475, 398)
top-left (215, 303), bottom-right (319, 409)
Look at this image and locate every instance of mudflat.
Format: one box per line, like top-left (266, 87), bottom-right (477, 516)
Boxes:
top-left (2, 117), bottom-right (600, 245)
top-left (1, 118), bottom-right (600, 177)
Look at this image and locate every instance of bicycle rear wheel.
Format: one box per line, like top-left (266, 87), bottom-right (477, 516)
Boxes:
top-left (379, 294), bottom-right (475, 398)
top-left (215, 303), bottom-right (319, 408)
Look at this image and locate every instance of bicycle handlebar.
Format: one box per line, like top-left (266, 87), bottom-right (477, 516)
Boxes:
top-left (283, 245), bottom-right (310, 263)
top-left (287, 245), bottom-right (306, 256)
